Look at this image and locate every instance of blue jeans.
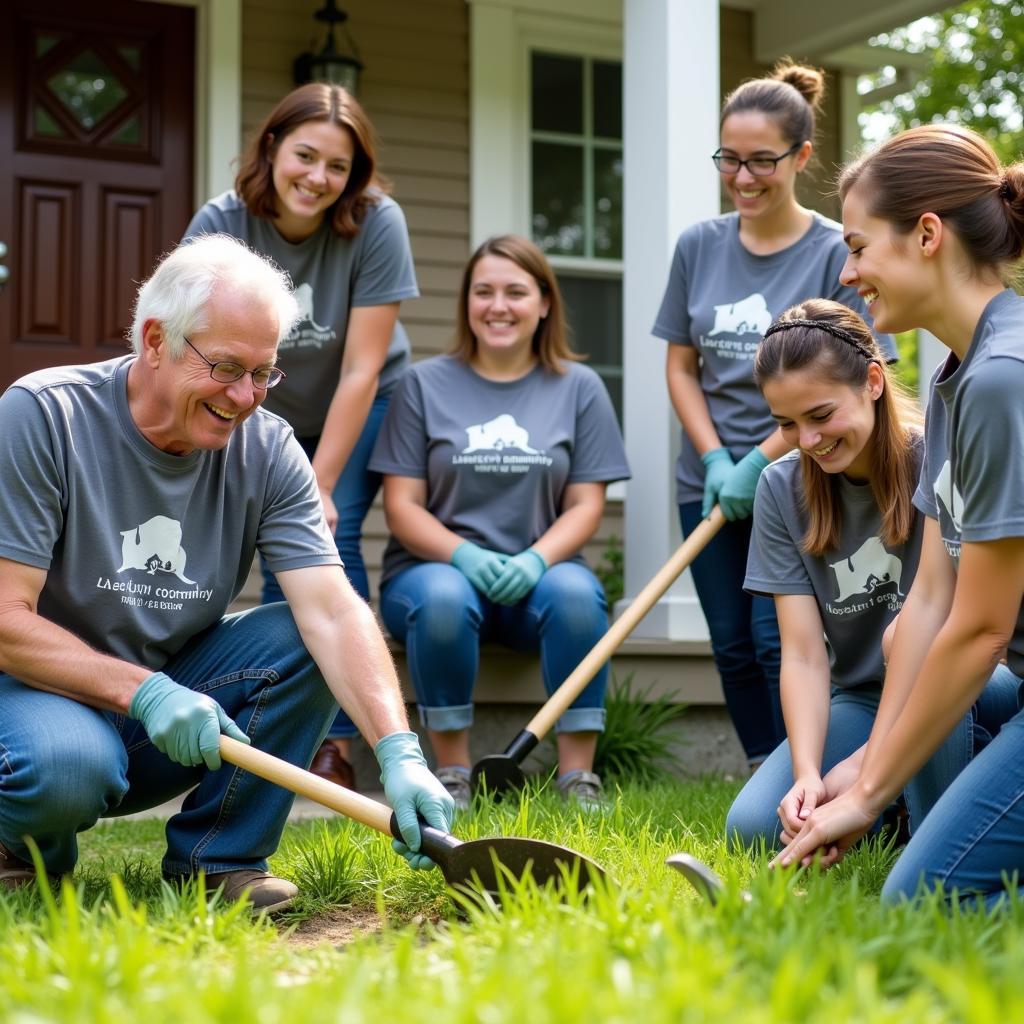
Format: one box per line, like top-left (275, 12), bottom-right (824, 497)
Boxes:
top-left (380, 561), bottom-right (608, 732)
top-left (679, 501), bottom-right (784, 764)
top-left (0, 604), bottom-right (337, 876)
top-left (261, 394), bottom-right (390, 740)
top-left (726, 664), bottom-right (1022, 850)
top-left (883, 671), bottom-right (1024, 908)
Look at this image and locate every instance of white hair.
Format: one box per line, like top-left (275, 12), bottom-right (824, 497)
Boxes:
top-left (129, 233), bottom-right (300, 357)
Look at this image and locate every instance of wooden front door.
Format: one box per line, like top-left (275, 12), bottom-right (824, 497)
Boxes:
top-left (0, 0), bottom-right (194, 391)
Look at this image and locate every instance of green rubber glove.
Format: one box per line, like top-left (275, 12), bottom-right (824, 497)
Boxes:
top-left (717, 448), bottom-right (770, 521)
top-left (129, 671), bottom-right (250, 770)
top-left (487, 548), bottom-right (548, 605)
top-left (450, 541), bottom-right (509, 596)
top-left (700, 447), bottom-right (734, 518)
top-left (376, 731), bottom-right (455, 871)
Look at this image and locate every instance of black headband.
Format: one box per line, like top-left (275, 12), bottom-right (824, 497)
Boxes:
top-left (762, 318), bottom-right (874, 358)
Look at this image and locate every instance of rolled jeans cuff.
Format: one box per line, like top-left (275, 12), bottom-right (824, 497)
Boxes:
top-left (418, 702), bottom-right (474, 731)
top-left (555, 707), bottom-right (606, 734)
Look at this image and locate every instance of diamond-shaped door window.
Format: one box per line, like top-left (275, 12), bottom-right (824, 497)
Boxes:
top-left (47, 50), bottom-right (128, 130)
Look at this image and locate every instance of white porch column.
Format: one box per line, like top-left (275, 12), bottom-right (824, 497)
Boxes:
top-left (620, 0), bottom-right (720, 638)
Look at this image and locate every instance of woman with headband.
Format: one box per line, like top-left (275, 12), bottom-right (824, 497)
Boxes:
top-left (725, 300), bottom-right (1018, 849)
top-left (775, 127), bottom-right (1024, 906)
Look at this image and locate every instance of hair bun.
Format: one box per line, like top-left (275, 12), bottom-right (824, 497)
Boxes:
top-left (1001, 162), bottom-right (1024, 258)
top-left (772, 58), bottom-right (825, 112)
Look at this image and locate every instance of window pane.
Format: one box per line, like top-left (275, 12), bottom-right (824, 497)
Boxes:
top-left (531, 52), bottom-right (583, 134)
top-left (593, 149), bottom-right (623, 259)
top-left (532, 142), bottom-right (585, 256)
top-left (592, 61), bottom-right (622, 140)
top-left (558, 274), bottom-right (623, 421)
top-left (111, 113), bottom-right (142, 145)
top-left (48, 49), bottom-right (128, 130)
top-left (33, 103), bottom-right (66, 138)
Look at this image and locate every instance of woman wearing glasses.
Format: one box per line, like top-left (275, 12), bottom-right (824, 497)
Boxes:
top-left (652, 60), bottom-right (895, 771)
top-left (183, 83), bottom-right (419, 789)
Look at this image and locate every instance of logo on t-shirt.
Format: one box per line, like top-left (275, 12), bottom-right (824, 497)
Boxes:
top-left (826, 536), bottom-right (904, 614)
top-left (933, 459), bottom-right (963, 560)
top-left (118, 515), bottom-right (196, 583)
top-left (451, 413), bottom-right (553, 474)
top-left (462, 414), bottom-right (540, 454)
top-left (281, 283), bottom-right (334, 351)
top-left (93, 515), bottom-right (214, 610)
top-left (708, 293), bottom-right (772, 337)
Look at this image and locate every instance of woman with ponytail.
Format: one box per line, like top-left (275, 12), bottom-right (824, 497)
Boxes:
top-left (725, 300), bottom-right (1017, 848)
top-left (653, 61), bottom-right (896, 770)
top-left (775, 126), bottom-right (1024, 907)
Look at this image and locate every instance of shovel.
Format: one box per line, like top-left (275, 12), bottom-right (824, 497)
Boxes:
top-left (471, 506), bottom-right (726, 797)
top-left (219, 735), bottom-right (609, 895)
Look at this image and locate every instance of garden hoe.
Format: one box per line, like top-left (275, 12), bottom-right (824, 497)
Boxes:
top-left (471, 505), bottom-right (726, 798)
top-left (666, 852), bottom-right (753, 906)
top-left (219, 736), bottom-right (609, 897)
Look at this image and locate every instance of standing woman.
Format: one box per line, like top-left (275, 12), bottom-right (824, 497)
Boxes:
top-left (775, 126), bottom-right (1024, 908)
top-left (369, 235), bottom-right (630, 810)
top-left (183, 84), bottom-right (419, 787)
top-left (725, 301), bottom-right (1018, 848)
top-left (653, 60), bottom-right (896, 770)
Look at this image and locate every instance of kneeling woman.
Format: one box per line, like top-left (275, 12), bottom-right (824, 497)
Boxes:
top-left (369, 235), bottom-right (630, 809)
top-left (726, 300), bottom-right (1017, 847)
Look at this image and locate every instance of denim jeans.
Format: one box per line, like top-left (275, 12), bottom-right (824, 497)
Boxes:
top-left (679, 501), bottom-right (784, 764)
top-left (883, 671), bottom-right (1024, 908)
top-left (261, 394), bottom-right (390, 740)
top-left (726, 664), bottom-right (1022, 850)
top-left (380, 560), bottom-right (608, 733)
top-left (0, 604), bottom-right (337, 876)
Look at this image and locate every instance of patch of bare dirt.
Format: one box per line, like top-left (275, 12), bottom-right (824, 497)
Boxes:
top-left (284, 906), bottom-right (385, 949)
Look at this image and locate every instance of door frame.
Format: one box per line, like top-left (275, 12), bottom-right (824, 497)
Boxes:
top-left (144, 0), bottom-right (241, 201)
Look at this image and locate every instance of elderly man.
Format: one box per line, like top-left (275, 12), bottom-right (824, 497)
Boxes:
top-left (0, 234), bottom-right (453, 911)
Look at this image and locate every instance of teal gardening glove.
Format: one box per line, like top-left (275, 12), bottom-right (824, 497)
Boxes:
top-left (700, 447), bottom-right (734, 518)
top-left (129, 671), bottom-right (250, 770)
top-left (376, 731), bottom-right (456, 870)
top-left (450, 541), bottom-right (508, 596)
top-left (717, 448), bottom-right (770, 521)
top-left (487, 548), bottom-right (548, 605)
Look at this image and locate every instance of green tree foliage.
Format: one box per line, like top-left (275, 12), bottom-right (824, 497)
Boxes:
top-left (866, 0), bottom-right (1023, 164)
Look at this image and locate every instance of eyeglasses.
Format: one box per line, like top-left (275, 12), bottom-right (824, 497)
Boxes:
top-left (183, 337), bottom-right (286, 390)
top-left (711, 142), bottom-right (801, 177)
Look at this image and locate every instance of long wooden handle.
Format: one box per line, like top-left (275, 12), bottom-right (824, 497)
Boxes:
top-left (219, 735), bottom-right (394, 835)
top-left (525, 505), bottom-right (726, 739)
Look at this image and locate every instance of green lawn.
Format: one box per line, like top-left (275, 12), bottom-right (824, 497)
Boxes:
top-left (2, 777), bottom-right (1023, 1023)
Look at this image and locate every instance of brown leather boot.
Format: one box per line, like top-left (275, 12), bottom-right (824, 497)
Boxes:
top-left (309, 739), bottom-right (357, 789)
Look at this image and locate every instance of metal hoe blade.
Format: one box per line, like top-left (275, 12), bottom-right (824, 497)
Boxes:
top-left (469, 753), bottom-right (527, 799)
top-left (423, 825), bottom-right (608, 894)
top-left (666, 852), bottom-right (752, 905)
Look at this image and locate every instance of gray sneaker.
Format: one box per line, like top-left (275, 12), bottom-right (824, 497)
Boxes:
top-left (202, 869), bottom-right (298, 914)
top-left (556, 770), bottom-right (607, 812)
top-left (435, 765), bottom-right (472, 810)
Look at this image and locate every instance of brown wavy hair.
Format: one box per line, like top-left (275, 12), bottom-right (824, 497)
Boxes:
top-left (754, 299), bottom-right (923, 556)
top-left (451, 235), bottom-right (580, 373)
top-left (235, 83), bottom-right (389, 239)
top-left (839, 124), bottom-right (1024, 282)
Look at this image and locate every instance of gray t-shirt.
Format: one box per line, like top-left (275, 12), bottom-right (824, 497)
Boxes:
top-left (369, 355), bottom-right (630, 584)
top-left (746, 442), bottom-right (924, 689)
top-left (0, 357), bottom-right (340, 670)
top-left (913, 289), bottom-right (1024, 678)
top-left (183, 190), bottom-right (419, 436)
top-left (652, 212), bottom-right (897, 503)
